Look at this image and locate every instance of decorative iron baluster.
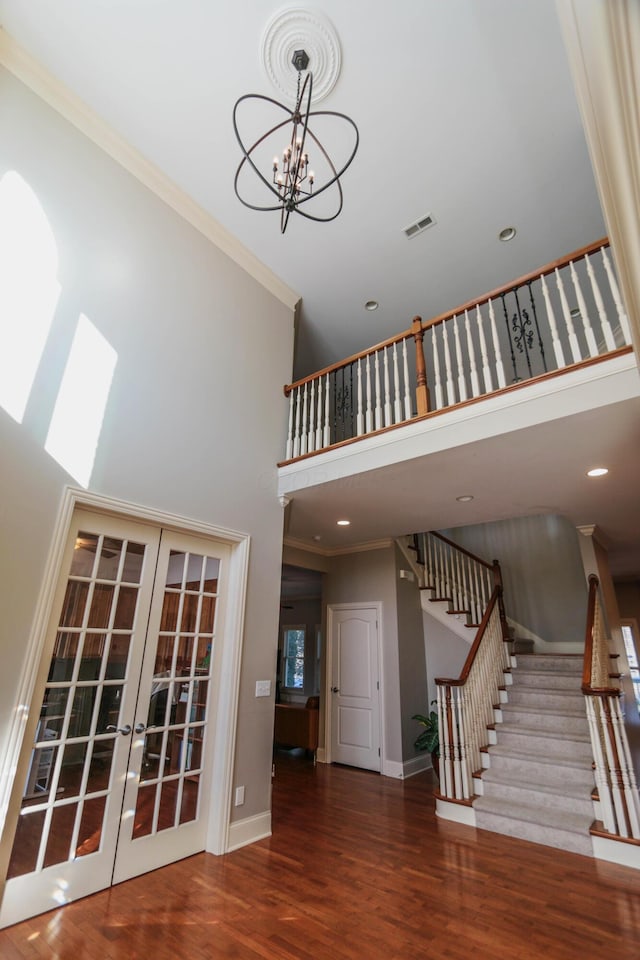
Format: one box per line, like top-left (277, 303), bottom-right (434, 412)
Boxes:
top-left (500, 292), bottom-right (519, 383)
top-left (526, 281), bottom-right (547, 372)
top-left (511, 287), bottom-right (534, 378)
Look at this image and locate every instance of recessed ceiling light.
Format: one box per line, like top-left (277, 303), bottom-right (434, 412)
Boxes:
top-left (364, 300), bottom-right (379, 311)
top-left (456, 495), bottom-right (474, 502)
top-left (499, 226), bottom-right (517, 242)
top-left (337, 519), bottom-right (351, 526)
top-left (587, 467), bottom-right (609, 477)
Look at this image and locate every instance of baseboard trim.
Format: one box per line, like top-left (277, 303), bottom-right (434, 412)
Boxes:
top-left (382, 755), bottom-right (431, 779)
top-left (436, 795), bottom-right (477, 827)
top-left (226, 811), bottom-right (272, 853)
top-left (591, 833), bottom-right (640, 870)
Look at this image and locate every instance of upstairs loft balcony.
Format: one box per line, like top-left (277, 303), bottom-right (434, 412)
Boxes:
top-left (277, 239), bottom-right (640, 563)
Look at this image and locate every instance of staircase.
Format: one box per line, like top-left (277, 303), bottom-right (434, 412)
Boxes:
top-left (473, 653), bottom-right (595, 856)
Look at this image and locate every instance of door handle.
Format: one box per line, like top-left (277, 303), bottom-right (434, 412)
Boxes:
top-left (107, 724), bottom-right (132, 736)
top-left (134, 722), bottom-right (147, 734)
top-left (331, 686), bottom-right (340, 693)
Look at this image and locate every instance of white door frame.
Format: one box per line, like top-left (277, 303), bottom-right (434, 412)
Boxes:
top-left (0, 485), bottom-right (250, 889)
top-left (323, 602), bottom-right (384, 769)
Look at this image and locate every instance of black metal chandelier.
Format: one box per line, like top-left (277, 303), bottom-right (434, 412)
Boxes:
top-left (233, 50), bottom-right (359, 234)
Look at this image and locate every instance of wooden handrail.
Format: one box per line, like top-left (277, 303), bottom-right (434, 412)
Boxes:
top-left (435, 586), bottom-right (502, 686)
top-left (582, 573), bottom-right (620, 697)
top-left (420, 236), bottom-right (610, 336)
top-left (430, 531), bottom-right (495, 571)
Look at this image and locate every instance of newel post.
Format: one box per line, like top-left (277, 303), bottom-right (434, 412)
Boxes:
top-left (411, 316), bottom-right (429, 416)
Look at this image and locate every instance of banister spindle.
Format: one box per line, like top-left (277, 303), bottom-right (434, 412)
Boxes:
top-left (555, 267), bottom-right (582, 363)
top-left (601, 245), bottom-right (632, 344)
top-left (431, 325), bottom-right (444, 410)
top-left (293, 386), bottom-right (302, 459)
top-left (540, 273), bottom-right (566, 368)
top-left (307, 380), bottom-right (316, 453)
top-left (315, 375), bottom-right (323, 450)
top-left (570, 260), bottom-right (598, 357)
top-left (392, 342), bottom-right (402, 423)
top-left (488, 298), bottom-right (507, 388)
top-left (374, 350), bottom-right (383, 430)
top-left (383, 346), bottom-right (392, 427)
top-left (356, 358), bottom-right (364, 436)
top-left (411, 317), bottom-right (429, 416)
top-left (442, 319), bottom-right (454, 406)
top-left (323, 374), bottom-right (330, 447)
top-left (285, 389), bottom-right (295, 460)
top-left (402, 338), bottom-right (412, 420)
top-left (476, 305), bottom-right (492, 394)
top-left (465, 309), bottom-right (481, 397)
top-left (453, 314), bottom-right (467, 401)
top-left (365, 353), bottom-right (373, 433)
top-left (585, 252), bottom-right (616, 352)
top-left (300, 382), bottom-right (309, 456)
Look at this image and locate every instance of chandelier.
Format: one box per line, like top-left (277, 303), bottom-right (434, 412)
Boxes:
top-left (233, 49), bottom-right (359, 234)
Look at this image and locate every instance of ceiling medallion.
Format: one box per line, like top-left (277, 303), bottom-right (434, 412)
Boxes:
top-left (260, 8), bottom-right (342, 104)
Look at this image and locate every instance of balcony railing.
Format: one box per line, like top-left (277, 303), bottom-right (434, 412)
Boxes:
top-left (281, 238), bottom-right (633, 463)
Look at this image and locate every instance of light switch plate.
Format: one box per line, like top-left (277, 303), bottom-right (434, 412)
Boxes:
top-left (255, 679), bottom-right (271, 697)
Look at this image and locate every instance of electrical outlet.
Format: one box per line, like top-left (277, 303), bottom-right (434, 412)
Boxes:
top-left (235, 785), bottom-right (245, 806)
top-left (255, 679), bottom-right (271, 697)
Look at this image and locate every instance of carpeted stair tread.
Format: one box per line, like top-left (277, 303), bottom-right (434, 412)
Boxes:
top-left (501, 700), bottom-right (586, 717)
top-left (474, 794), bottom-right (593, 832)
top-left (487, 742), bottom-right (592, 767)
top-left (474, 799), bottom-right (594, 856)
top-left (479, 768), bottom-right (591, 800)
top-left (495, 721), bottom-right (590, 742)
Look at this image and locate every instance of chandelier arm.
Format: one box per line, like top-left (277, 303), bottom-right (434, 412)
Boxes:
top-left (291, 111), bottom-right (359, 207)
top-left (233, 95), bottom-right (302, 205)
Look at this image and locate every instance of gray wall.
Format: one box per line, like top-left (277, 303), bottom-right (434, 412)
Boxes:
top-left (422, 612), bottom-right (470, 709)
top-left (0, 66), bottom-right (295, 860)
top-left (439, 514), bottom-right (588, 644)
top-left (394, 544), bottom-right (429, 760)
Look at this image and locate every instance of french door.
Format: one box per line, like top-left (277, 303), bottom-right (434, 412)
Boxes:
top-left (0, 509), bottom-right (229, 928)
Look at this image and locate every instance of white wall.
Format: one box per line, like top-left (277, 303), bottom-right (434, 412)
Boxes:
top-left (0, 65), bottom-right (295, 864)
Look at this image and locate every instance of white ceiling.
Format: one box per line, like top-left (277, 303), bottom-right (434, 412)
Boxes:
top-left (2, 0), bottom-right (638, 577)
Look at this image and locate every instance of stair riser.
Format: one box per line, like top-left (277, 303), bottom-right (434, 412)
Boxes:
top-left (474, 809), bottom-right (593, 857)
top-left (487, 753), bottom-right (594, 787)
top-left (514, 655), bottom-right (582, 674)
top-left (499, 712), bottom-right (589, 735)
top-left (506, 690), bottom-right (584, 710)
top-left (495, 730), bottom-right (592, 757)
top-left (480, 779), bottom-right (593, 816)
top-left (511, 673), bottom-right (581, 691)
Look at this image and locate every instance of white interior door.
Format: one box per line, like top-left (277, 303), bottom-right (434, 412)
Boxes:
top-left (0, 511), bottom-right (229, 928)
top-left (329, 606), bottom-right (380, 771)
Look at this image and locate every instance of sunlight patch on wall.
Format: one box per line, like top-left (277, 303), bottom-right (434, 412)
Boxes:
top-left (44, 315), bottom-right (117, 487)
top-left (0, 171), bottom-right (61, 423)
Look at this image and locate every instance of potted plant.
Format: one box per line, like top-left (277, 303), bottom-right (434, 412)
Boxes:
top-left (412, 701), bottom-right (439, 777)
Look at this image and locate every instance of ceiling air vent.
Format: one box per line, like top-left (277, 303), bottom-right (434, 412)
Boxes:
top-left (403, 212), bottom-right (436, 239)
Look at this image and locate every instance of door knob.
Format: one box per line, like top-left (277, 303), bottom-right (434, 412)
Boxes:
top-left (134, 722), bottom-right (146, 734)
top-left (107, 724), bottom-right (132, 736)
top-left (331, 686), bottom-right (340, 693)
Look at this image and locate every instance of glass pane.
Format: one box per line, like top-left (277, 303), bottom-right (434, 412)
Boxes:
top-left (76, 795), bottom-right (106, 858)
top-left (176, 636), bottom-right (194, 674)
top-left (58, 742), bottom-right (88, 798)
top-left (203, 556), bottom-right (220, 588)
top-left (88, 584), bottom-right (115, 629)
top-left (70, 533), bottom-right (98, 577)
top-left (191, 680), bottom-right (209, 722)
top-left (160, 591), bottom-right (179, 632)
top-left (141, 729), bottom-right (165, 782)
top-left (106, 634), bottom-right (131, 679)
top-left (153, 636), bottom-right (175, 676)
top-left (286, 630), bottom-right (305, 657)
top-left (196, 638), bottom-right (211, 672)
top-left (79, 632), bottom-right (107, 680)
top-left (69, 686), bottom-right (98, 738)
top-left (86, 739), bottom-right (114, 793)
top-left (132, 784), bottom-right (156, 839)
top-left (157, 779), bottom-right (179, 831)
top-left (24, 742), bottom-right (59, 799)
top-left (186, 728), bottom-right (203, 770)
top-left (95, 684), bottom-right (123, 735)
top-left (40, 688), bottom-right (70, 736)
top-left (43, 802), bottom-right (78, 867)
top-left (200, 596), bottom-right (216, 634)
top-left (114, 586), bottom-right (138, 630)
top-left (7, 810), bottom-right (46, 878)
top-left (148, 682), bottom-right (172, 728)
top-left (285, 659), bottom-right (303, 688)
top-left (179, 775), bottom-right (199, 825)
top-left (166, 551), bottom-right (186, 588)
top-left (185, 554), bottom-right (204, 589)
top-left (122, 541), bottom-right (145, 583)
top-left (97, 537), bottom-right (123, 581)
top-left (180, 593), bottom-right (199, 633)
top-left (59, 581), bottom-right (89, 628)
top-left (48, 632), bottom-right (79, 681)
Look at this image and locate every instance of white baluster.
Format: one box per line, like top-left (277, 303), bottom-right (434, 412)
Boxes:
top-left (465, 309), bottom-right (481, 397)
top-left (307, 380), bottom-right (316, 453)
top-left (323, 375), bottom-right (330, 448)
top-left (356, 359), bottom-right (364, 436)
top-left (601, 245), bottom-right (632, 344)
top-left (585, 252), bottom-right (616, 352)
top-left (476, 305), bottom-right (492, 393)
top-left (570, 260), bottom-right (598, 357)
top-left (300, 382), bottom-right (309, 455)
top-left (315, 375), bottom-right (323, 450)
top-left (293, 386), bottom-right (302, 459)
top-left (555, 267), bottom-right (582, 362)
top-left (392, 342), bottom-right (402, 423)
top-left (540, 272), bottom-right (566, 368)
top-left (285, 390), bottom-right (294, 460)
top-left (453, 314), bottom-right (467, 401)
top-left (432, 325), bottom-right (444, 410)
top-left (472, 561), bottom-right (481, 624)
top-left (374, 351), bottom-right (383, 430)
top-left (586, 697), bottom-right (617, 833)
top-left (383, 346), bottom-right (392, 426)
top-left (365, 353), bottom-right (373, 433)
top-left (402, 339), bottom-right (412, 421)
top-left (612, 698), bottom-right (640, 837)
top-left (442, 320), bottom-right (455, 405)
top-left (488, 298), bottom-right (506, 388)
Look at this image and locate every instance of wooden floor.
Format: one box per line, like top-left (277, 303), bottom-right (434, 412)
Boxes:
top-left (2, 750), bottom-right (640, 958)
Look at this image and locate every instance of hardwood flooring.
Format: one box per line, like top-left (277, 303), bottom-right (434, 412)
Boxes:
top-left (2, 750), bottom-right (640, 958)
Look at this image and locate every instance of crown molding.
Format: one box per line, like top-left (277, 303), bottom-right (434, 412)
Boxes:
top-left (283, 535), bottom-right (393, 557)
top-left (0, 29), bottom-right (300, 313)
